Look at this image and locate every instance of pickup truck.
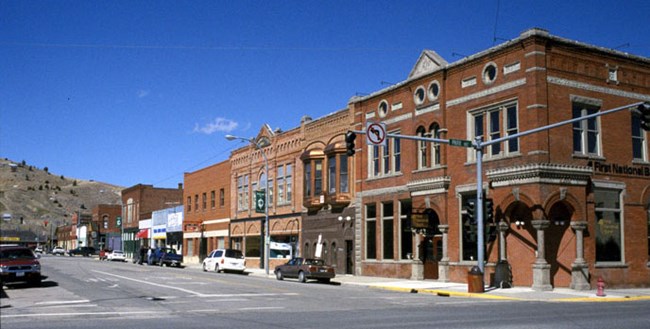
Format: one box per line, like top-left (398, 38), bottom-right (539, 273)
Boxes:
top-left (147, 247), bottom-right (183, 267)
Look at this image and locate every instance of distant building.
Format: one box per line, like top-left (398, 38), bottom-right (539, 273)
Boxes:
top-left (120, 184), bottom-right (183, 258)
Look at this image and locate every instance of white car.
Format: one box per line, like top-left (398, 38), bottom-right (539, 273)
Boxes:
top-left (202, 249), bottom-right (246, 273)
top-left (51, 246), bottom-right (66, 255)
top-left (106, 250), bottom-right (127, 262)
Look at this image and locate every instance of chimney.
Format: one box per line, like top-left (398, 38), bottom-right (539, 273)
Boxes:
top-left (177, 183), bottom-right (183, 190)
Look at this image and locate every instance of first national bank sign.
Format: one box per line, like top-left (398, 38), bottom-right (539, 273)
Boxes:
top-left (588, 161), bottom-right (650, 177)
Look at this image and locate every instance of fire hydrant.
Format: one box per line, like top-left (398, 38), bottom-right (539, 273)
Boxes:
top-left (596, 277), bottom-right (606, 297)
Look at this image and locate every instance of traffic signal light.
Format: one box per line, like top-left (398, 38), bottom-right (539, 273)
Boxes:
top-left (484, 198), bottom-right (494, 223)
top-left (466, 199), bottom-right (476, 224)
top-left (636, 102), bottom-right (650, 131)
top-left (345, 131), bottom-right (357, 156)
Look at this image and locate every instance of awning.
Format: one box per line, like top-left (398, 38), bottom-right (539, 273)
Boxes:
top-left (136, 229), bottom-right (149, 239)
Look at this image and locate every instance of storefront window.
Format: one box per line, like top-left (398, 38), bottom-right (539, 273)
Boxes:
top-left (595, 188), bottom-right (623, 263)
top-left (366, 203), bottom-right (377, 259)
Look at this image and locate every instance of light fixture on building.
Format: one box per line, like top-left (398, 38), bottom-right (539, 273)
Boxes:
top-left (515, 220), bottom-right (525, 228)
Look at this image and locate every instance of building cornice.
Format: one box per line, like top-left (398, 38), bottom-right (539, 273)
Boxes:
top-left (406, 176), bottom-right (451, 196)
top-left (487, 163), bottom-right (593, 187)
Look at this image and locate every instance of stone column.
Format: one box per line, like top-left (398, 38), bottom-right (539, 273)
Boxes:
top-left (437, 224), bottom-right (450, 282)
top-left (531, 219), bottom-right (552, 291)
top-left (570, 221), bottom-right (590, 290)
top-left (497, 221), bottom-right (509, 262)
top-left (411, 232), bottom-right (424, 280)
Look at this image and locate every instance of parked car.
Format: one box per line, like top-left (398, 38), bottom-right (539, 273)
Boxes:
top-left (68, 246), bottom-right (96, 257)
top-left (51, 246), bottom-right (66, 256)
top-left (202, 249), bottom-right (245, 273)
top-left (274, 258), bottom-right (335, 283)
top-left (0, 245), bottom-right (42, 286)
top-left (148, 247), bottom-right (183, 267)
top-left (106, 250), bottom-right (127, 262)
top-left (34, 246), bottom-right (44, 254)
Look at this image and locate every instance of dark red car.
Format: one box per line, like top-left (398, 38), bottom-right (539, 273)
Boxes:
top-left (0, 245), bottom-right (42, 286)
top-left (274, 258), bottom-right (335, 283)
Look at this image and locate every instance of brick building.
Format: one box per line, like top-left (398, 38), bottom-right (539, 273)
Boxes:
top-left (349, 28), bottom-right (650, 288)
top-left (300, 110), bottom-right (357, 274)
top-left (182, 160), bottom-right (231, 264)
top-left (120, 184), bottom-right (183, 258)
top-left (91, 204), bottom-right (122, 251)
top-left (228, 125), bottom-right (303, 270)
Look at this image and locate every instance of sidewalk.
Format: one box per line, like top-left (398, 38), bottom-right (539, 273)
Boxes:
top-left (240, 267), bottom-right (650, 303)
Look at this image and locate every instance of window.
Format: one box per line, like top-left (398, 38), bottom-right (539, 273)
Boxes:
top-left (632, 114), bottom-right (648, 161)
top-left (194, 195), bottom-right (199, 212)
top-left (382, 143), bottom-right (390, 175)
top-left (286, 164), bottom-right (292, 202)
top-left (428, 80), bottom-right (440, 101)
top-left (647, 207), bottom-right (650, 260)
top-left (366, 203), bottom-right (377, 259)
top-left (202, 192), bottom-right (207, 210)
top-left (471, 102), bottom-right (519, 160)
top-left (382, 202), bottom-right (394, 260)
top-left (246, 236), bottom-right (261, 257)
top-left (430, 123), bottom-right (441, 166)
top-left (595, 187), bottom-right (623, 263)
top-left (482, 62), bottom-right (498, 84)
top-left (237, 175), bottom-right (249, 211)
top-left (277, 164), bottom-right (292, 205)
top-left (340, 155), bottom-right (349, 193)
top-left (416, 126), bottom-right (428, 169)
top-left (127, 198), bottom-right (134, 223)
top-left (573, 102), bottom-right (601, 156)
top-left (210, 190), bottom-right (215, 208)
top-left (369, 136), bottom-right (399, 178)
top-left (400, 200), bottom-right (413, 260)
top-left (186, 196), bottom-right (191, 212)
top-left (414, 86), bottom-right (426, 105)
top-left (371, 145), bottom-right (380, 176)
top-left (304, 162), bottom-right (311, 197)
top-left (328, 155), bottom-right (336, 194)
top-left (378, 100), bottom-right (389, 118)
top-left (393, 136), bottom-right (401, 173)
top-left (314, 160), bottom-right (323, 195)
top-left (219, 188), bottom-right (225, 207)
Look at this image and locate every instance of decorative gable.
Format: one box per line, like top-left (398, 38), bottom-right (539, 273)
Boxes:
top-left (408, 50), bottom-right (448, 80)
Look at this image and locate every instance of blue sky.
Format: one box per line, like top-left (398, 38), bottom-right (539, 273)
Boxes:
top-left (2, 0), bottom-right (649, 188)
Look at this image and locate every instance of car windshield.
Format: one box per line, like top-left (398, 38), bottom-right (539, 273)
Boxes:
top-left (0, 249), bottom-right (36, 260)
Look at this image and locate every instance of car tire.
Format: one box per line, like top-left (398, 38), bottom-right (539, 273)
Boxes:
top-left (159, 259), bottom-right (164, 267)
top-left (214, 264), bottom-right (219, 273)
top-left (298, 271), bottom-right (306, 283)
top-left (276, 270), bottom-right (283, 281)
top-left (202, 263), bottom-right (208, 272)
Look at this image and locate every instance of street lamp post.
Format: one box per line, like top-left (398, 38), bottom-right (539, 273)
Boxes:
top-left (226, 134), bottom-right (270, 276)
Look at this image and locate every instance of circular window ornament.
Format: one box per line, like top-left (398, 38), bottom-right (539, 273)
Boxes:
top-left (378, 100), bottom-right (389, 118)
top-left (483, 62), bottom-right (498, 84)
top-left (414, 86), bottom-right (426, 105)
top-left (427, 80), bottom-right (440, 101)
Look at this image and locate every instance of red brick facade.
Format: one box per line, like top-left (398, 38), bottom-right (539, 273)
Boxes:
top-left (182, 160), bottom-right (231, 264)
top-left (350, 28), bottom-right (649, 288)
top-left (228, 125), bottom-right (303, 270)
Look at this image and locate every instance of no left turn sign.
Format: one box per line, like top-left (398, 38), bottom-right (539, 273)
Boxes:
top-left (366, 122), bottom-right (387, 147)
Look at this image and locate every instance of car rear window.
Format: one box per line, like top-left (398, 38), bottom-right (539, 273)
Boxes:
top-left (0, 248), bottom-right (36, 260)
top-left (225, 249), bottom-right (244, 259)
top-left (305, 259), bottom-right (325, 266)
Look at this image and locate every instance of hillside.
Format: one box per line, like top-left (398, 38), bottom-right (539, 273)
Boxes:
top-left (0, 158), bottom-right (124, 242)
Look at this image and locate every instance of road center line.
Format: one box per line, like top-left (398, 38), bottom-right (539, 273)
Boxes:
top-left (92, 270), bottom-right (205, 296)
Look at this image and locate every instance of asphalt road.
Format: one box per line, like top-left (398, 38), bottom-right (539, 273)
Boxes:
top-left (2, 255), bottom-right (649, 329)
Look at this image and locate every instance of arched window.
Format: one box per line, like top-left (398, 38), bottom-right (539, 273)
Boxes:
top-left (416, 126), bottom-right (428, 169)
top-left (430, 123), bottom-right (441, 166)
